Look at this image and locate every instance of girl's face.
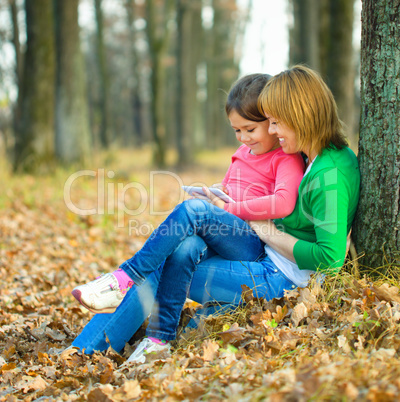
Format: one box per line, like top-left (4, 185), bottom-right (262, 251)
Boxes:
top-left (265, 114), bottom-right (298, 154)
top-left (229, 111), bottom-right (279, 155)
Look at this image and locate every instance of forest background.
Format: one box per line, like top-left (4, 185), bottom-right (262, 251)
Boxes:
top-left (1, 0), bottom-right (400, 400)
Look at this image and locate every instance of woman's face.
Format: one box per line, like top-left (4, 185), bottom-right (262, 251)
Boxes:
top-left (265, 114), bottom-right (298, 154)
top-left (229, 110), bottom-right (279, 155)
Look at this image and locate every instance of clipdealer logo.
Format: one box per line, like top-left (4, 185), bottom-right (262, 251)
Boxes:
top-left (63, 170), bottom-right (189, 228)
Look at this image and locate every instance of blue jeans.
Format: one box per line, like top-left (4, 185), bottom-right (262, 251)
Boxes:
top-left (72, 200), bottom-right (296, 352)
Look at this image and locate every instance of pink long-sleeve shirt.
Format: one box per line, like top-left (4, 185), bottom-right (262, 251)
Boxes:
top-left (221, 145), bottom-right (305, 220)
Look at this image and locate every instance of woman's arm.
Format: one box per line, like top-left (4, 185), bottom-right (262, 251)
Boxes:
top-left (250, 168), bottom-right (354, 273)
top-left (248, 220), bottom-right (298, 262)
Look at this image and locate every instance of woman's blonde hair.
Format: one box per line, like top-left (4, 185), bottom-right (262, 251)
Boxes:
top-left (258, 65), bottom-right (347, 155)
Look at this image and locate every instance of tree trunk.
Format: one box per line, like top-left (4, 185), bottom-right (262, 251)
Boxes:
top-left (289, 0), bottom-right (320, 70)
top-left (205, 0), bottom-right (241, 149)
top-left (175, 0), bottom-right (202, 167)
top-left (290, 0), bottom-right (357, 145)
top-left (126, 0), bottom-right (145, 146)
top-left (353, 0), bottom-right (400, 269)
top-left (145, 0), bottom-right (174, 167)
top-left (14, 0), bottom-right (55, 172)
top-left (9, 0), bottom-right (22, 88)
top-left (94, 0), bottom-right (113, 147)
top-left (9, 0), bottom-right (23, 153)
top-left (54, 0), bottom-right (91, 164)
top-left (326, 0), bottom-right (356, 145)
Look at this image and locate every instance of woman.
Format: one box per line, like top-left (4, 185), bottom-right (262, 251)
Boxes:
top-left (70, 66), bottom-right (359, 363)
top-left (247, 65), bottom-right (360, 286)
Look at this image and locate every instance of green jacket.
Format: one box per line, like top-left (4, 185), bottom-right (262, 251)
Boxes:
top-left (275, 146), bottom-right (360, 273)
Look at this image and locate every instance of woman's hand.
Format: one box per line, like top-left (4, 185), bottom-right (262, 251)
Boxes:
top-left (248, 219), bottom-right (298, 263)
top-left (247, 220), bottom-right (279, 240)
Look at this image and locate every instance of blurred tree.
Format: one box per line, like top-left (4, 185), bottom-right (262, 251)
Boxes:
top-left (94, 0), bottom-right (113, 147)
top-left (289, 0), bottom-right (357, 144)
top-left (8, 0), bottom-right (23, 151)
top-left (353, 0), bottom-right (400, 270)
top-left (9, 0), bottom-right (22, 88)
top-left (145, 0), bottom-right (175, 167)
top-left (54, 0), bottom-right (91, 164)
top-left (14, 0), bottom-right (55, 172)
top-left (324, 0), bottom-right (356, 145)
top-left (125, 0), bottom-right (145, 146)
top-left (175, 0), bottom-right (202, 167)
top-left (289, 0), bottom-right (320, 70)
top-left (204, 0), bottom-right (241, 149)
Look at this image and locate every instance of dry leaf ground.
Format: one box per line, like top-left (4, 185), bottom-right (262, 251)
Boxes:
top-left (1, 148), bottom-right (400, 401)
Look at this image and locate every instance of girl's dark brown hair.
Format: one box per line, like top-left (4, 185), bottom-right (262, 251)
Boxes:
top-left (225, 73), bottom-right (272, 122)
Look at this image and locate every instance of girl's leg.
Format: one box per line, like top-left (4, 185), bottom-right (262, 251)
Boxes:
top-left (145, 235), bottom-right (215, 341)
top-left (72, 268), bottom-right (161, 354)
top-left (73, 199), bottom-right (264, 313)
top-left (121, 199), bottom-right (265, 285)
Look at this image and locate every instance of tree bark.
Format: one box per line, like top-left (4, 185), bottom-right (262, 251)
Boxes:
top-left (353, 0), bottom-right (400, 269)
top-left (54, 0), bottom-right (91, 164)
top-left (14, 0), bottom-right (55, 172)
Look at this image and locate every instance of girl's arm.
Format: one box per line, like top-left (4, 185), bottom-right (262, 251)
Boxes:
top-left (223, 153), bottom-right (305, 220)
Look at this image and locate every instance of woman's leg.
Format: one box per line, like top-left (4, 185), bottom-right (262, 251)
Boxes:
top-left (72, 268), bottom-right (161, 354)
top-left (120, 199), bottom-right (265, 285)
top-left (144, 246), bottom-right (296, 341)
top-left (189, 254), bottom-right (297, 305)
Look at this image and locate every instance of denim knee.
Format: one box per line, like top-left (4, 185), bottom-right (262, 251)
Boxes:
top-left (170, 235), bottom-right (208, 267)
top-left (180, 199), bottom-right (210, 216)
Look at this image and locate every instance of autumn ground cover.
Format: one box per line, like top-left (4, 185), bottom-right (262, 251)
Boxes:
top-left (1, 148), bottom-right (400, 401)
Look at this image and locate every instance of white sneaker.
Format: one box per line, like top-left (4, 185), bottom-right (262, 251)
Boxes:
top-left (71, 273), bottom-right (125, 314)
top-left (127, 338), bottom-right (171, 364)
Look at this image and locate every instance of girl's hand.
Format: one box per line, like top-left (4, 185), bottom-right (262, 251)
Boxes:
top-left (210, 183), bottom-right (229, 194)
top-left (201, 186), bottom-right (226, 210)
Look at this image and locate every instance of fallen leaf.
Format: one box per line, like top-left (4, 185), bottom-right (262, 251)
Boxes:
top-left (15, 375), bottom-right (48, 394)
top-left (251, 310), bottom-right (272, 326)
top-left (202, 340), bottom-right (219, 361)
top-left (218, 323), bottom-right (246, 345)
top-left (342, 382), bottom-right (359, 399)
top-left (241, 284), bottom-right (255, 303)
top-left (272, 305), bottom-right (289, 323)
top-left (337, 335), bottom-right (351, 353)
top-left (112, 380), bottom-right (142, 400)
top-left (372, 283), bottom-right (400, 304)
top-left (291, 302), bottom-right (308, 326)
top-left (372, 348), bottom-right (396, 360)
top-left (87, 387), bottom-right (114, 402)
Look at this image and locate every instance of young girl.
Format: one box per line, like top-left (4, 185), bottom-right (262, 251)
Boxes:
top-left (71, 73), bottom-right (304, 362)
